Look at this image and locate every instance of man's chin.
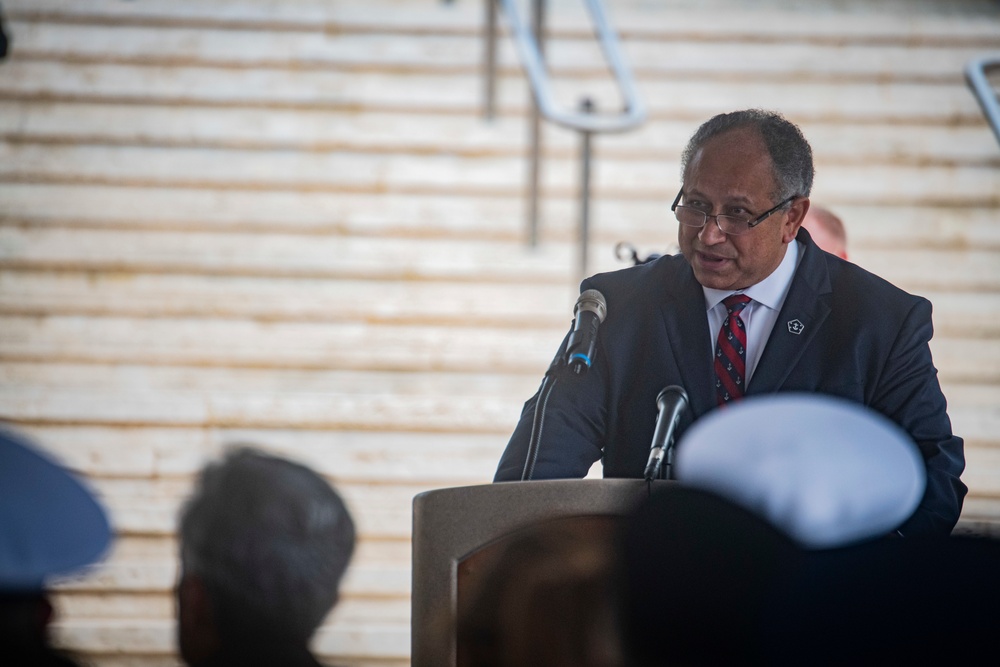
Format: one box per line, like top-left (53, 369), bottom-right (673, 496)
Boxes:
top-left (692, 265), bottom-right (737, 291)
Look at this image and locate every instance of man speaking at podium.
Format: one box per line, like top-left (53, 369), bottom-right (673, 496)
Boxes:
top-left (494, 109), bottom-right (966, 537)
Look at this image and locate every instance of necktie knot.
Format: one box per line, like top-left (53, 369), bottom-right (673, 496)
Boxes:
top-left (723, 294), bottom-right (751, 315)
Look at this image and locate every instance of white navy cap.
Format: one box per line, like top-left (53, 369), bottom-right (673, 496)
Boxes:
top-left (0, 429), bottom-right (112, 591)
top-left (675, 394), bottom-right (926, 549)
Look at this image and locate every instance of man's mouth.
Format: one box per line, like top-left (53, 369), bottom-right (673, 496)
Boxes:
top-left (696, 251), bottom-right (732, 267)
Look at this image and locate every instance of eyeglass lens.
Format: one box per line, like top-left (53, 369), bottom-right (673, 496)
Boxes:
top-left (674, 207), bottom-right (750, 235)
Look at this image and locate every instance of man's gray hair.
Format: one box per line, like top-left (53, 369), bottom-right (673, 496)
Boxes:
top-left (680, 109), bottom-right (814, 202)
top-left (178, 446), bottom-right (356, 641)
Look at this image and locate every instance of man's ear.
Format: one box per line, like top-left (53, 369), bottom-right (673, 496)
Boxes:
top-left (177, 573), bottom-right (220, 665)
top-left (782, 197), bottom-right (810, 243)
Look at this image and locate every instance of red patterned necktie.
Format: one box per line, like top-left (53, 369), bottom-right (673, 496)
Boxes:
top-left (715, 294), bottom-right (752, 406)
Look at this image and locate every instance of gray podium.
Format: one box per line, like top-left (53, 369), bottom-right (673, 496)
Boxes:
top-left (410, 478), bottom-right (670, 667)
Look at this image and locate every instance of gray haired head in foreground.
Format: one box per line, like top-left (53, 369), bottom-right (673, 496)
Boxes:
top-left (178, 446), bottom-right (356, 641)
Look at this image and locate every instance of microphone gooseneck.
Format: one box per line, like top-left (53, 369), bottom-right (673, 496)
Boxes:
top-left (521, 289), bottom-right (608, 480)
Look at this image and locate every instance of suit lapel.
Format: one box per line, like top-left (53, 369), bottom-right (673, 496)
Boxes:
top-left (747, 232), bottom-right (832, 394)
top-left (658, 262), bottom-right (716, 417)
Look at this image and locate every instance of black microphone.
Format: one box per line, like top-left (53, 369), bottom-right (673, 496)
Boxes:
top-left (564, 289), bottom-right (608, 375)
top-left (643, 386), bottom-right (689, 481)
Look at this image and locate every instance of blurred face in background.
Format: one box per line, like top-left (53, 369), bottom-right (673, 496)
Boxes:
top-left (802, 206), bottom-right (848, 260)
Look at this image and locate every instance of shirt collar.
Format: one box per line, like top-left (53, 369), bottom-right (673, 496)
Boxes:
top-left (702, 239), bottom-right (800, 312)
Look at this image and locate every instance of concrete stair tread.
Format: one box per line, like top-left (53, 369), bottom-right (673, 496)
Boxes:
top-left (0, 227), bottom-right (586, 284)
top-left (7, 0), bottom-right (999, 41)
top-left (4, 227), bottom-right (1000, 292)
top-left (3, 368), bottom-right (997, 432)
top-left (63, 476), bottom-right (471, 540)
top-left (3, 185), bottom-right (1000, 251)
top-left (2, 143), bottom-right (999, 205)
top-left (3, 102), bottom-right (997, 166)
top-left (2, 60), bottom-right (986, 123)
top-left (0, 271), bottom-right (577, 326)
top-left (55, 594), bottom-right (411, 625)
top-left (0, 313), bottom-right (563, 372)
top-left (7, 20), bottom-right (990, 83)
top-left (51, 617), bottom-right (411, 660)
top-left (14, 423), bottom-right (511, 482)
top-left (5, 273), bottom-right (1000, 336)
top-left (0, 384), bottom-right (533, 434)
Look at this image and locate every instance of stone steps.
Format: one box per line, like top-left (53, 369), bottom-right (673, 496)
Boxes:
top-left (0, 226), bottom-right (581, 284)
top-left (58, 555), bottom-right (411, 597)
top-left (4, 99), bottom-right (996, 165)
top-left (3, 185), bottom-right (1000, 251)
top-left (2, 310), bottom-right (998, 377)
top-left (14, 423), bottom-right (510, 485)
top-left (5, 378), bottom-right (996, 449)
top-left (0, 379), bottom-right (536, 435)
top-left (76, 477), bottom-right (448, 540)
top-left (2, 142), bottom-right (999, 205)
top-left (8, 0), bottom-right (999, 44)
top-left (1, 59), bottom-right (987, 124)
top-left (0, 314), bottom-right (561, 373)
top-left (2, 0), bottom-right (999, 664)
top-left (3, 225), bottom-right (999, 292)
top-left (10, 380), bottom-right (999, 454)
top-left (57, 594), bottom-right (411, 627)
top-left (0, 271), bottom-right (576, 325)
top-left (6, 18), bottom-right (992, 84)
top-left (50, 618), bottom-right (411, 664)
top-left (5, 273), bottom-right (1000, 334)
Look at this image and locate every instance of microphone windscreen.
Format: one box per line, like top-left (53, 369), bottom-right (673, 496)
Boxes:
top-left (575, 289), bottom-right (607, 323)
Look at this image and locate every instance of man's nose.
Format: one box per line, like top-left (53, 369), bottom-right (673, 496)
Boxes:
top-left (698, 217), bottom-right (728, 245)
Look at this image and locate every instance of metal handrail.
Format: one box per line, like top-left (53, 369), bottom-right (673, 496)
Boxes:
top-left (965, 55), bottom-right (1000, 148)
top-left (483, 0), bottom-right (646, 280)
top-left (493, 0), bottom-right (645, 133)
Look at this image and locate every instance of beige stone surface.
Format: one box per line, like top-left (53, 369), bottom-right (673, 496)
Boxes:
top-left (1, 0), bottom-right (999, 664)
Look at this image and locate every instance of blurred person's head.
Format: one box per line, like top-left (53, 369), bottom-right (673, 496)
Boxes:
top-left (176, 446), bottom-right (355, 665)
top-left (619, 487), bottom-right (801, 666)
top-left (802, 204), bottom-right (848, 259)
top-left (457, 517), bottom-right (623, 667)
top-left (1, 428), bottom-right (111, 666)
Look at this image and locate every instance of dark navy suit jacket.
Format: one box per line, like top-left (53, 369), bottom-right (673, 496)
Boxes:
top-left (495, 229), bottom-right (966, 536)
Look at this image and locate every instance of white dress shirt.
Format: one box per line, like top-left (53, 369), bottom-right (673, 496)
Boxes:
top-left (702, 239), bottom-right (802, 385)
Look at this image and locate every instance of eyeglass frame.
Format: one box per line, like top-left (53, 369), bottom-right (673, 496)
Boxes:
top-left (670, 188), bottom-right (798, 236)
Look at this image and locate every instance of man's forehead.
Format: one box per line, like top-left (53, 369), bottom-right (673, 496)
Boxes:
top-left (682, 127), bottom-right (774, 196)
top-left (683, 187), bottom-right (757, 205)
top-left (692, 127), bottom-right (767, 160)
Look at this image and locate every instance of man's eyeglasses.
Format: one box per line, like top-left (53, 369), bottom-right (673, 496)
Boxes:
top-left (671, 189), bottom-right (796, 236)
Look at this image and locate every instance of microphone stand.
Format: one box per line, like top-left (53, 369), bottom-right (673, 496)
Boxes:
top-left (643, 428), bottom-right (677, 482)
top-left (521, 290), bottom-right (605, 481)
top-left (643, 386), bottom-right (688, 482)
top-left (521, 358), bottom-right (564, 481)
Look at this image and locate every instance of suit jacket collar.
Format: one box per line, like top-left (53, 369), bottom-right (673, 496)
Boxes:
top-left (658, 260), bottom-right (716, 418)
top-left (747, 227), bottom-right (833, 394)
